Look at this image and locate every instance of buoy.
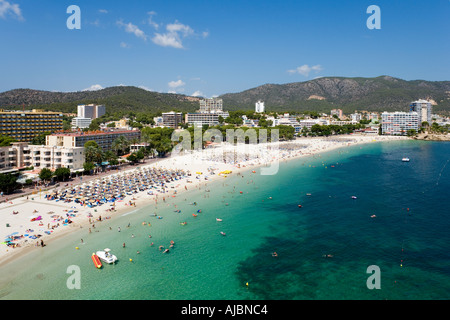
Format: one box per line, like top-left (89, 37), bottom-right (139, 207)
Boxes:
top-left (129, 258), bottom-right (133, 262)
top-left (240, 191), bottom-right (243, 194)
top-left (75, 247), bottom-right (79, 250)
top-left (246, 282), bottom-right (249, 287)
top-left (298, 205), bottom-right (302, 208)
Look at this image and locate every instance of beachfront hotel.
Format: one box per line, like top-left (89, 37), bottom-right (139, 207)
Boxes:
top-left (0, 142), bottom-right (84, 173)
top-left (381, 111), bottom-right (419, 135)
top-left (46, 130), bottom-right (141, 152)
top-left (0, 109), bottom-right (63, 142)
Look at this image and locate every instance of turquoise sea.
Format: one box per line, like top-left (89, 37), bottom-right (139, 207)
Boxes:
top-left (1, 139), bottom-right (449, 300)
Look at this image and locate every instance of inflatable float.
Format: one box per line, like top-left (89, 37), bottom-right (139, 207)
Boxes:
top-left (91, 253), bottom-right (102, 269)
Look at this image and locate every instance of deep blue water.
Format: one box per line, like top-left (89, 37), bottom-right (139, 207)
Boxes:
top-left (1, 140), bottom-right (449, 300)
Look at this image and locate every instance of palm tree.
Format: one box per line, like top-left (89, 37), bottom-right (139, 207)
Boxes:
top-left (111, 136), bottom-right (130, 156)
top-left (85, 145), bottom-right (104, 164)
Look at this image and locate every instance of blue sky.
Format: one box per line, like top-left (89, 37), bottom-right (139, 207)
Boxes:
top-left (0, 0), bottom-right (449, 97)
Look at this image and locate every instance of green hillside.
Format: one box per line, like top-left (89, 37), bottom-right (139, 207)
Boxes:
top-left (0, 86), bottom-right (200, 114)
top-left (220, 76), bottom-right (450, 114)
top-left (1, 76), bottom-right (449, 116)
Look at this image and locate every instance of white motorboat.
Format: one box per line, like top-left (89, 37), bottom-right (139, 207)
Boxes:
top-left (402, 158), bottom-right (410, 162)
top-left (96, 248), bottom-right (118, 264)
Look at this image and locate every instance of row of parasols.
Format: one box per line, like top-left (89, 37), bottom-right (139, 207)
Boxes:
top-left (45, 167), bottom-right (188, 208)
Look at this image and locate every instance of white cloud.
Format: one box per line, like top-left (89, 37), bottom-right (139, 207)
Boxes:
top-left (0, 0), bottom-right (24, 20)
top-left (83, 84), bottom-right (104, 92)
top-left (166, 21), bottom-right (194, 36)
top-left (168, 79), bottom-right (185, 89)
top-left (152, 21), bottom-right (195, 49)
top-left (152, 33), bottom-right (183, 49)
top-left (98, 9), bottom-right (108, 14)
top-left (191, 90), bottom-right (203, 97)
top-left (117, 20), bottom-right (147, 41)
top-left (287, 64), bottom-right (323, 77)
top-left (168, 90), bottom-right (177, 94)
top-left (120, 42), bottom-right (130, 48)
top-left (139, 85), bottom-right (153, 92)
top-left (147, 11), bottom-right (159, 29)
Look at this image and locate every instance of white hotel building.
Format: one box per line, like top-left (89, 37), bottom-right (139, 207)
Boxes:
top-left (0, 142), bottom-right (84, 173)
top-left (381, 111), bottom-right (419, 135)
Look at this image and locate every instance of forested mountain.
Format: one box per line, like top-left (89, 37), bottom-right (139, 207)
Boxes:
top-left (1, 76), bottom-right (449, 116)
top-left (0, 86), bottom-right (200, 114)
top-left (220, 76), bottom-right (450, 114)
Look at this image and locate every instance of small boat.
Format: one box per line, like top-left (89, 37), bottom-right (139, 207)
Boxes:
top-left (402, 158), bottom-right (410, 162)
top-left (220, 231), bottom-right (226, 236)
top-left (163, 249), bottom-right (169, 254)
top-left (91, 253), bottom-right (102, 269)
top-left (370, 215), bottom-right (377, 218)
top-left (351, 196), bottom-right (357, 199)
top-left (192, 214), bottom-right (198, 217)
top-left (298, 204), bottom-right (302, 208)
top-left (180, 222), bottom-right (187, 226)
top-left (216, 218), bottom-right (222, 222)
top-left (96, 248), bottom-right (118, 264)
top-left (306, 193), bottom-right (312, 196)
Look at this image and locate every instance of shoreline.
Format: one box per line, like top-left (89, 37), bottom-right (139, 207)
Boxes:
top-left (0, 134), bottom-right (409, 268)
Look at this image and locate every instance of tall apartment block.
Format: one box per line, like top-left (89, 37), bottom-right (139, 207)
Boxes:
top-left (410, 99), bottom-right (432, 125)
top-left (0, 109), bottom-right (63, 142)
top-left (255, 101), bottom-right (265, 113)
top-left (162, 111), bottom-right (183, 129)
top-left (199, 98), bottom-right (223, 113)
top-left (77, 104), bottom-right (106, 119)
top-left (185, 98), bottom-right (229, 126)
top-left (330, 109), bottom-right (343, 119)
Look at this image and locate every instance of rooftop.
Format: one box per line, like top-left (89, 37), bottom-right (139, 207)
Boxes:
top-left (50, 130), bottom-right (140, 137)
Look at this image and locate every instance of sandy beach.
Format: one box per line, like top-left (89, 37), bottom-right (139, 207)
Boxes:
top-left (0, 134), bottom-right (408, 266)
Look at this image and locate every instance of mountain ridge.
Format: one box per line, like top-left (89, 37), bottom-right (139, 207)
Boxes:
top-left (219, 76), bottom-right (450, 113)
top-left (1, 76), bottom-right (449, 115)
